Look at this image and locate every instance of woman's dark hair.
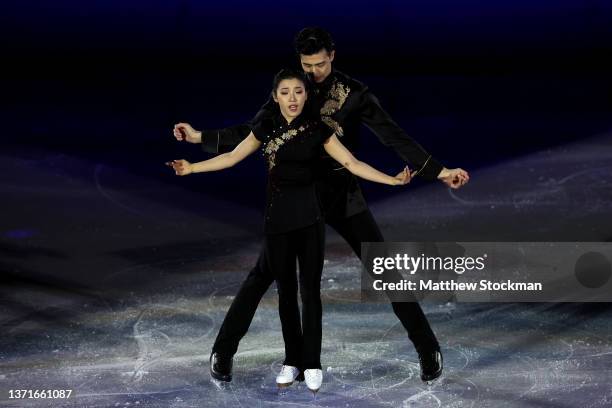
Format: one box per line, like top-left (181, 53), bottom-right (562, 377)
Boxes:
top-left (271, 68), bottom-right (311, 95)
top-left (293, 27), bottom-right (335, 56)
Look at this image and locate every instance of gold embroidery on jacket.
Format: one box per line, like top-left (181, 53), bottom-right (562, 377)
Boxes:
top-left (320, 80), bottom-right (350, 137)
top-left (322, 116), bottom-right (343, 137)
top-left (263, 124), bottom-right (309, 170)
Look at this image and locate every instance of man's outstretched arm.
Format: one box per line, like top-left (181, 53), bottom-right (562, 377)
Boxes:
top-left (358, 89), bottom-right (469, 188)
top-left (199, 124), bottom-right (252, 154)
top-left (359, 89), bottom-right (443, 180)
top-left (174, 97), bottom-right (276, 154)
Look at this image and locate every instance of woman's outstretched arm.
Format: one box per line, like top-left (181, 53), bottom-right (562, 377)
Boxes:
top-left (323, 134), bottom-right (411, 186)
top-left (167, 132), bottom-right (261, 175)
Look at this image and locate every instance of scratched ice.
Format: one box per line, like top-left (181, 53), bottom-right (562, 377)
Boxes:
top-left (1, 134), bottom-right (612, 406)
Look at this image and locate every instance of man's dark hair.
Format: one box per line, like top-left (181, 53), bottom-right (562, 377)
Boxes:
top-left (271, 68), bottom-right (312, 95)
top-left (293, 27), bottom-right (335, 56)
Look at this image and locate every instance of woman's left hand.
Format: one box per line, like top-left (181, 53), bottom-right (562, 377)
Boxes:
top-left (165, 159), bottom-right (193, 176)
top-left (394, 166), bottom-right (412, 185)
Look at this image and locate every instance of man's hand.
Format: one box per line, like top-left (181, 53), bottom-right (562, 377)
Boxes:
top-left (437, 167), bottom-right (469, 189)
top-left (165, 159), bottom-right (193, 176)
top-left (173, 122), bottom-right (202, 144)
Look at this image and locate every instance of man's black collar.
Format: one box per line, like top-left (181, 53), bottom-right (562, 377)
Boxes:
top-left (315, 69), bottom-right (337, 92)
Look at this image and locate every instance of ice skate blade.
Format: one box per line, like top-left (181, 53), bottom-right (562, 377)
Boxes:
top-left (211, 378), bottom-right (231, 390)
top-left (277, 381), bottom-right (293, 388)
top-left (424, 377), bottom-right (441, 386)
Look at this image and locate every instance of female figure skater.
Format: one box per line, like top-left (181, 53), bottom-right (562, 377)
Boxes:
top-left (167, 69), bottom-right (411, 393)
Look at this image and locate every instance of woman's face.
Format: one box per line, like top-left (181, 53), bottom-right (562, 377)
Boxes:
top-left (274, 78), bottom-right (307, 121)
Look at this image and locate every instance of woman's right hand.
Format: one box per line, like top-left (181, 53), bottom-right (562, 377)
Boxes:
top-left (393, 166), bottom-right (412, 185)
top-left (165, 159), bottom-right (193, 176)
top-left (173, 122), bottom-right (202, 144)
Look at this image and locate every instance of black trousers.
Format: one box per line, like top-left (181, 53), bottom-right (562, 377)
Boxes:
top-left (212, 209), bottom-right (439, 357)
top-left (265, 221), bottom-right (325, 370)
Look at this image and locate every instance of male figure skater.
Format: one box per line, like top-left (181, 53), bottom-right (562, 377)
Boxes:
top-left (174, 27), bottom-right (469, 383)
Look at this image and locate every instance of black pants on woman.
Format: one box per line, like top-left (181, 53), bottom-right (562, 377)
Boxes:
top-left (212, 210), bottom-right (439, 358)
top-left (265, 221), bottom-right (325, 370)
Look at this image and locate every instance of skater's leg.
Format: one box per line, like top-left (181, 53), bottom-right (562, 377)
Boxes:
top-left (327, 210), bottom-right (439, 352)
top-left (212, 246), bottom-right (275, 356)
top-left (266, 231), bottom-right (303, 367)
top-left (296, 221), bottom-right (325, 370)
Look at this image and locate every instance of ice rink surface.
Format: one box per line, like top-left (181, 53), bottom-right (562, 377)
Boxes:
top-left (2, 133), bottom-right (612, 407)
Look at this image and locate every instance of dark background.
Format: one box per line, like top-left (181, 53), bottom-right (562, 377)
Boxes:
top-left (3, 0), bottom-right (612, 206)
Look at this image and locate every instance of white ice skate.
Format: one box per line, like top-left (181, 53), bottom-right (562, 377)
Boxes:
top-left (276, 365), bottom-right (301, 388)
top-left (304, 368), bottom-right (323, 394)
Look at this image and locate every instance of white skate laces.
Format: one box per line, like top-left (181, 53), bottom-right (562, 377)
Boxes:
top-left (276, 365), bottom-right (300, 387)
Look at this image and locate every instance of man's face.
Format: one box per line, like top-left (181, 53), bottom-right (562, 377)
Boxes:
top-left (300, 50), bottom-right (335, 83)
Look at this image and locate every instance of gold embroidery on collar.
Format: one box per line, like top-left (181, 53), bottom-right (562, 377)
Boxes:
top-left (320, 80), bottom-right (350, 137)
top-left (263, 123), bottom-right (309, 170)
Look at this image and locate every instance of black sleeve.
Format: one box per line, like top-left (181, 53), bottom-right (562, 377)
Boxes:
top-left (201, 97), bottom-right (277, 154)
top-left (251, 118), bottom-right (272, 142)
top-left (318, 121), bottom-right (335, 144)
top-left (359, 88), bottom-right (444, 180)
